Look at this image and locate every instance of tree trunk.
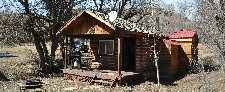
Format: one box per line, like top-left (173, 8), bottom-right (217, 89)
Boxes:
top-left (32, 33), bottom-right (45, 68)
top-left (219, 0), bottom-right (225, 72)
top-left (26, 17), bottom-right (49, 70)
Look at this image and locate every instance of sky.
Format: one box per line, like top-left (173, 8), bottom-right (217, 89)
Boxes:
top-left (162, 0), bottom-right (196, 10)
top-left (163, 0), bottom-right (195, 5)
top-left (0, 0), bottom-right (196, 14)
top-left (162, 0), bottom-right (196, 19)
top-left (164, 0), bottom-right (186, 4)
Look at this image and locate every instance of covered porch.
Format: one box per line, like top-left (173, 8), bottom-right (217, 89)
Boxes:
top-left (60, 35), bottom-right (143, 86)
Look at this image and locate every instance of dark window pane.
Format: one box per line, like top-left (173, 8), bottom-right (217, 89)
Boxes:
top-left (99, 41), bottom-right (106, 54)
top-left (107, 41), bottom-right (114, 54)
top-left (99, 40), bottom-right (114, 55)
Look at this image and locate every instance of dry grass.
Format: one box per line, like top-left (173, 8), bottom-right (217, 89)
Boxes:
top-left (198, 44), bottom-right (221, 65)
top-left (0, 44), bottom-right (225, 91)
top-left (1, 71), bottom-right (225, 92)
top-left (0, 77), bottom-right (160, 92)
top-left (0, 45), bottom-right (39, 81)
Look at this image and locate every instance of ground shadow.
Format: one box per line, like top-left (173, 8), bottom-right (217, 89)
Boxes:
top-left (203, 64), bottom-right (220, 72)
top-left (0, 71), bottom-right (9, 81)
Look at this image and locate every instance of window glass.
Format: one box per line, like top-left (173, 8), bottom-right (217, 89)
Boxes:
top-left (99, 40), bottom-right (114, 55)
top-left (107, 41), bottom-right (114, 54)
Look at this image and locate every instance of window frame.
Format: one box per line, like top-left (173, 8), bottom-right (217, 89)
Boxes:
top-left (98, 40), bottom-right (114, 55)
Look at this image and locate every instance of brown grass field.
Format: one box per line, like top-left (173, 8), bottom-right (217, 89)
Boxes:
top-left (0, 44), bottom-right (225, 92)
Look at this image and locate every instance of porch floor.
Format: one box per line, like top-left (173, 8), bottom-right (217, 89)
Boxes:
top-left (62, 69), bottom-right (144, 86)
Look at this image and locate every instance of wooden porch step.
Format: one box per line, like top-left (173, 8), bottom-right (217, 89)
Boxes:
top-left (91, 79), bottom-right (116, 86)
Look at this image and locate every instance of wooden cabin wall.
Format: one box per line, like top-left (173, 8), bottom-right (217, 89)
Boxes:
top-left (180, 41), bottom-right (193, 60)
top-left (170, 45), bottom-right (189, 76)
top-left (178, 46), bottom-right (190, 75)
top-left (89, 34), bottom-right (160, 79)
top-left (64, 14), bottom-right (114, 36)
top-left (157, 40), bottom-right (173, 78)
top-left (89, 36), bottom-right (118, 70)
top-left (135, 35), bottom-right (156, 78)
top-left (173, 39), bottom-right (198, 69)
top-left (171, 38), bottom-right (198, 62)
top-left (157, 41), bottom-right (189, 78)
top-left (78, 34), bottom-right (194, 79)
top-left (171, 37), bottom-right (198, 73)
top-left (170, 45), bottom-right (179, 76)
top-left (134, 35), bottom-right (186, 79)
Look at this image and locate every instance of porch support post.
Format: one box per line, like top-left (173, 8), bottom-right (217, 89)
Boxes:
top-left (118, 37), bottom-right (122, 84)
top-left (64, 37), bottom-right (68, 69)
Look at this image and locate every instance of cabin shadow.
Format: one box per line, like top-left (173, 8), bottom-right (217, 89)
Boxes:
top-left (203, 64), bottom-right (220, 72)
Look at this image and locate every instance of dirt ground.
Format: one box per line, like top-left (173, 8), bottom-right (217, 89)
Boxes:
top-left (0, 44), bottom-right (225, 92)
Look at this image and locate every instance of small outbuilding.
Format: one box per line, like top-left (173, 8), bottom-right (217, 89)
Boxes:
top-left (169, 30), bottom-right (198, 69)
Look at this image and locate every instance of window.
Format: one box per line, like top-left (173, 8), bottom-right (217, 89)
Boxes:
top-left (98, 40), bottom-right (114, 55)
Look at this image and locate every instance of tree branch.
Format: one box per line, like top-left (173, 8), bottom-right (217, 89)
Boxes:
top-left (93, 0), bottom-right (99, 11)
top-left (18, 0), bottom-right (30, 14)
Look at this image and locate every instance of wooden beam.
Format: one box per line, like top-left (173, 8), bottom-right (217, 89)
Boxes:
top-left (141, 35), bottom-right (143, 62)
top-left (170, 39), bottom-right (192, 42)
top-left (64, 37), bottom-right (68, 69)
top-left (118, 38), bottom-right (122, 84)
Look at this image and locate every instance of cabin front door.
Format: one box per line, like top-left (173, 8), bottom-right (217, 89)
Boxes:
top-left (122, 37), bottom-right (136, 71)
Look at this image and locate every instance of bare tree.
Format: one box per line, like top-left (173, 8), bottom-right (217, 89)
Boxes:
top-left (195, 0), bottom-right (225, 71)
top-left (157, 1), bottom-right (196, 33)
top-left (15, 0), bottom-right (76, 73)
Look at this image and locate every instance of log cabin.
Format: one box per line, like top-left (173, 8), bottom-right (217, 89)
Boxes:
top-left (57, 10), bottom-right (198, 82)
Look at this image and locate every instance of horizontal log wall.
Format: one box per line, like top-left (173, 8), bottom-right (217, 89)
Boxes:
top-left (172, 38), bottom-right (198, 62)
top-left (88, 34), bottom-right (194, 79)
top-left (90, 36), bottom-right (118, 70)
top-left (172, 37), bottom-right (198, 69)
top-left (157, 40), bottom-right (173, 78)
top-left (135, 35), bottom-right (156, 78)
